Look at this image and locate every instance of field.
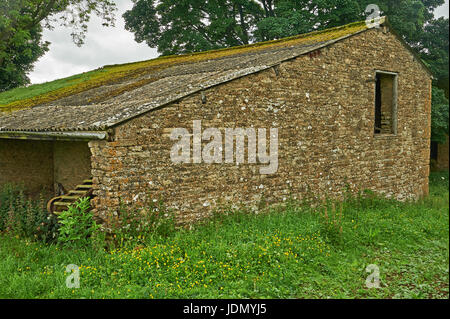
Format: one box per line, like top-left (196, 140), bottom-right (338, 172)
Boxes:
top-left (0, 171), bottom-right (448, 299)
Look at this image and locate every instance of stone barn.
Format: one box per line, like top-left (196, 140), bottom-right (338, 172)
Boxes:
top-left (0, 17), bottom-right (432, 224)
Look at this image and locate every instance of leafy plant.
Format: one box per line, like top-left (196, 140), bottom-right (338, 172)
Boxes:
top-left (0, 183), bottom-right (58, 242)
top-left (57, 197), bottom-right (98, 247)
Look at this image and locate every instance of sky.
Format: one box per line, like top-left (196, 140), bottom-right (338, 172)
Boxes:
top-left (29, 0), bottom-right (449, 84)
top-left (29, 0), bottom-right (158, 84)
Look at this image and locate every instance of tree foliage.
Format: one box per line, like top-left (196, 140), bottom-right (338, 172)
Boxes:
top-left (124, 0), bottom-right (366, 55)
top-left (420, 17), bottom-right (449, 93)
top-left (431, 86), bottom-right (449, 144)
top-left (0, 0), bottom-right (117, 91)
top-left (123, 0), bottom-right (446, 55)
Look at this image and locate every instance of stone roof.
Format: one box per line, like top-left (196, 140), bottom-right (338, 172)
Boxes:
top-left (0, 18), bottom-right (394, 133)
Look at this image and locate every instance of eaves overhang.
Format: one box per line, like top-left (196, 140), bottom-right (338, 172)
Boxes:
top-left (0, 130), bottom-right (108, 141)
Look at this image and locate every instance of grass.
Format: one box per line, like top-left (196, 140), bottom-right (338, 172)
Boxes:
top-left (0, 171), bottom-right (448, 299)
top-left (0, 70), bottom-right (102, 106)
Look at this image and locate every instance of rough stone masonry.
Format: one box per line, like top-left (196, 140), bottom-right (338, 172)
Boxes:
top-left (88, 27), bottom-right (431, 225)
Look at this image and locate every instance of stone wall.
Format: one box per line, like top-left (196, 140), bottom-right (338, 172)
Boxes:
top-left (0, 140), bottom-right (91, 197)
top-left (53, 141), bottom-right (92, 192)
top-left (0, 139), bottom-right (54, 196)
top-left (89, 27), bottom-right (432, 224)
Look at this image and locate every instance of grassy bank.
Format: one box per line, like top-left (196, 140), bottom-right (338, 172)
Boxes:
top-left (0, 172), bottom-right (448, 299)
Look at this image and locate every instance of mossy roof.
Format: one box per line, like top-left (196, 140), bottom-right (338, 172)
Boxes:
top-left (0, 18), bottom-right (381, 133)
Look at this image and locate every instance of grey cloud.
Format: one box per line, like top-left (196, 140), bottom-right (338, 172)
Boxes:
top-left (435, 1), bottom-right (449, 18)
top-left (30, 0), bottom-right (158, 84)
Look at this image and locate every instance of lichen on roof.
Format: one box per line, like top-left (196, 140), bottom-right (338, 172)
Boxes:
top-left (0, 20), bottom-right (368, 113)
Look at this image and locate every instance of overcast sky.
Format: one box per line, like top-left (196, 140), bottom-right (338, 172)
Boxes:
top-left (29, 0), bottom-right (449, 84)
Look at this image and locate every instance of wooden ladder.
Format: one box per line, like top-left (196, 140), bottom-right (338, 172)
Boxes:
top-left (47, 179), bottom-right (94, 214)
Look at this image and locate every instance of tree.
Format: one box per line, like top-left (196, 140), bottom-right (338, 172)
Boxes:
top-left (420, 17), bottom-right (449, 96)
top-left (254, 0), bottom-right (362, 41)
top-left (0, 0), bottom-right (117, 91)
top-left (0, 14), bottom-right (48, 91)
top-left (123, 0), bottom-right (266, 55)
top-left (123, 0), bottom-right (363, 55)
top-left (123, 0), bottom-right (446, 54)
top-left (431, 86), bottom-right (449, 144)
top-left (420, 17), bottom-right (449, 142)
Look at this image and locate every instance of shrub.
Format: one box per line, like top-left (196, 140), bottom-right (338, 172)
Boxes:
top-left (57, 197), bottom-right (99, 247)
top-left (0, 184), bottom-right (59, 242)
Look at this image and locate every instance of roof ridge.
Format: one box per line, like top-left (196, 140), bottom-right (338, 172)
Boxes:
top-left (102, 19), bottom-right (369, 69)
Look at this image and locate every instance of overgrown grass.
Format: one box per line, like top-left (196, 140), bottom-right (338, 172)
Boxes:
top-left (0, 70), bottom-right (102, 107)
top-left (0, 171), bottom-right (448, 299)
